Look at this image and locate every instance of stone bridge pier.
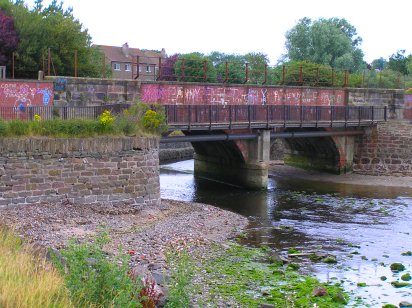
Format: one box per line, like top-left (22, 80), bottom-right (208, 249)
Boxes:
top-left (192, 130), bottom-right (271, 189)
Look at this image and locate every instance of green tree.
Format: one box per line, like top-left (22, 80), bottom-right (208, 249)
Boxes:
top-left (244, 52), bottom-right (269, 83)
top-left (174, 52), bottom-right (216, 82)
top-left (371, 57), bottom-right (386, 71)
top-left (209, 52), bottom-right (245, 83)
top-left (0, 0), bottom-right (104, 78)
top-left (284, 17), bottom-right (364, 72)
top-left (387, 50), bottom-right (411, 75)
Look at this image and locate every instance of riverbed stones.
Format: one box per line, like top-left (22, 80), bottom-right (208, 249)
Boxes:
top-left (400, 301), bottom-right (412, 308)
top-left (312, 287), bottom-right (328, 297)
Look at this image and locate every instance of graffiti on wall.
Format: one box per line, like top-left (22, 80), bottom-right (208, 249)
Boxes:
top-left (0, 81), bottom-right (54, 110)
top-left (140, 84), bottom-right (345, 106)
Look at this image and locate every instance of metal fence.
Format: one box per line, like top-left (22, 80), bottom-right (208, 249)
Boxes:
top-left (0, 104), bottom-right (131, 121)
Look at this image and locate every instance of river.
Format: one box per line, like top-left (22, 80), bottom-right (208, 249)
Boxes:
top-left (160, 159), bottom-right (412, 307)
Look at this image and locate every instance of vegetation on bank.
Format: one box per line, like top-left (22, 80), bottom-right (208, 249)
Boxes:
top-left (0, 103), bottom-right (167, 138)
top-left (0, 227), bottom-right (72, 307)
top-left (0, 226), bottom-right (352, 308)
top-left (192, 243), bottom-right (349, 307)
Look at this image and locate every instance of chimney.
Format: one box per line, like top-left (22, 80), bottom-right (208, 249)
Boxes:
top-left (161, 48), bottom-right (166, 58)
top-left (122, 42), bottom-right (130, 58)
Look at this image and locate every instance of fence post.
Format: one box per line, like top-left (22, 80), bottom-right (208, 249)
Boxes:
top-left (102, 56), bottom-right (106, 79)
top-left (12, 52), bottom-right (15, 79)
top-left (299, 65), bottom-right (303, 85)
top-left (282, 65), bottom-right (286, 84)
top-left (48, 48), bottom-right (51, 76)
top-left (343, 70), bottom-right (348, 87)
top-left (331, 68), bottom-right (334, 86)
top-left (157, 57), bottom-right (162, 80)
top-left (245, 62), bottom-right (249, 84)
top-left (74, 50), bottom-right (78, 77)
top-left (203, 60), bottom-right (207, 82)
top-left (181, 58), bottom-right (185, 81)
top-left (263, 64), bottom-right (267, 85)
top-left (225, 61), bottom-right (228, 83)
top-left (136, 56), bottom-right (140, 79)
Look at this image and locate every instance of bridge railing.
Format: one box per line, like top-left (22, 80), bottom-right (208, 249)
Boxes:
top-left (165, 105), bottom-right (387, 130)
top-left (153, 56), bottom-right (411, 89)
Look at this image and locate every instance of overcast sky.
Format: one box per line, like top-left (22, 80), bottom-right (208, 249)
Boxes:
top-left (26, 0), bottom-right (411, 64)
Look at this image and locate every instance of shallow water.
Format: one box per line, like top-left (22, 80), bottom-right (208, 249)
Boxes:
top-left (160, 160), bottom-right (412, 307)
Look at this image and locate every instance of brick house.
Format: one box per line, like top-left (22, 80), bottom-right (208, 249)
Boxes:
top-left (98, 43), bottom-right (166, 81)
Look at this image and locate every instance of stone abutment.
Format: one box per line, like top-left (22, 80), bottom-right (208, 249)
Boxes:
top-left (0, 137), bottom-right (160, 207)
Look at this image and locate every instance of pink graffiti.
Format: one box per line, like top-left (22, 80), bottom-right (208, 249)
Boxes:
top-left (140, 84), bottom-right (345, 106)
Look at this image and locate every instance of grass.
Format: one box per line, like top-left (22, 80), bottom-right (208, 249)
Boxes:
top-left (165, 250), bottom-right (194, 308)
top-left (0, 102), bottom-right (168, 138)
top-left (0, 227), bottom-right (72, 308)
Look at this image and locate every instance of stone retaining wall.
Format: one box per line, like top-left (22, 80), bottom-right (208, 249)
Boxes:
top-left (48, 77), bottom-right (140, 106)
top-left (159, 142), bottom-right (194, 164)
top-left (353, 122), bottom-right (412, 176)
top-left (0, 137), bottom-right (160, 207)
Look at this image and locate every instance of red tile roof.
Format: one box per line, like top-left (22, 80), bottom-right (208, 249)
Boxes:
top-left (97, 44), bottom-right (165, 65)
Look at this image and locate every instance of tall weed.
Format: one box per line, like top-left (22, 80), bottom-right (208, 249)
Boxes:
top-left (165, 250), bottom-right (194, 308)
top-left (0, 227), bottom-right (72, 308)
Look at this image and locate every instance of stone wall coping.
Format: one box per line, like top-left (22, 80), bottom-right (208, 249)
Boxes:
top-left (0, 136), bottom-right (159, 156)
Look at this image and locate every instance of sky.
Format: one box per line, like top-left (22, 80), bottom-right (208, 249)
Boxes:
top-left (25, 0), bottom-right (411, 65)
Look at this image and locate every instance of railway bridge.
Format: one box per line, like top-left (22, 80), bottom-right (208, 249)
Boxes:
top-left (140, 82), bottom-right (387, 188)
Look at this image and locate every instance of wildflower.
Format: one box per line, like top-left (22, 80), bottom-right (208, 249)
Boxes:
top-left (34, 114), bottom-right (41, 122)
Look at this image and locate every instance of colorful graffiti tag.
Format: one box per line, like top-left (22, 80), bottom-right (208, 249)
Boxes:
top-left (140, 84), bottom-right (345, 106)
top-left (0, 81), bottom-right (54, 119)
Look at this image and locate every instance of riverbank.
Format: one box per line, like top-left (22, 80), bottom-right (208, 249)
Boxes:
top-left (0, 199), bottom-right (248, 305)
top-left (270, 161), bottom-right (412, 189)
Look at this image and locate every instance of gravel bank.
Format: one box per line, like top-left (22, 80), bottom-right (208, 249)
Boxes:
top-left (0, 198), bottom-right (248, 282)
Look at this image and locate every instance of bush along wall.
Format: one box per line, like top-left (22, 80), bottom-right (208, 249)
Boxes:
top-left (0, 136), bottom-right (160, 207)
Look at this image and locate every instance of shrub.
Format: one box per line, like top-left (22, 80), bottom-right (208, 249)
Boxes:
top-left (52, 232), bottom-right (142, 308)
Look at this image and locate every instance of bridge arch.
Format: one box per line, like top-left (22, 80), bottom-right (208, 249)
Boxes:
top-left (279, 128), bottom-right (354, 174)
top-left (180, 130), bottom-right (269, 189)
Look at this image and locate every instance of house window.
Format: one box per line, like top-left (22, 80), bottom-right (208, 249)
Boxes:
top-left (125, 64), bottom-right (131, 71)
top-left (146, 65), bottom-right (151, 73)
top-left (113, 63), bottom-right (121, 71)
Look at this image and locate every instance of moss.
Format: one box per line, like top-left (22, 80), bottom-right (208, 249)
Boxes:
top-left (382, 304), bottom-right (398, 308)
top-left (390, 281), bottom-right (410, 288)
top-left (322, 256), bottom-right (338, 264)
top-left (195, 243), bottom-right (349, 307)
top-left (390, 262), bottom-right (406, 272)
top-left (401, 273), bottom-right (411, 281)
top-left (401, 251), bottom-right (412, 256)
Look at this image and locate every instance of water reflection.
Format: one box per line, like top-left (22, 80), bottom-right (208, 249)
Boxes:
top-left (160, 160), bottom-right (412, 306)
